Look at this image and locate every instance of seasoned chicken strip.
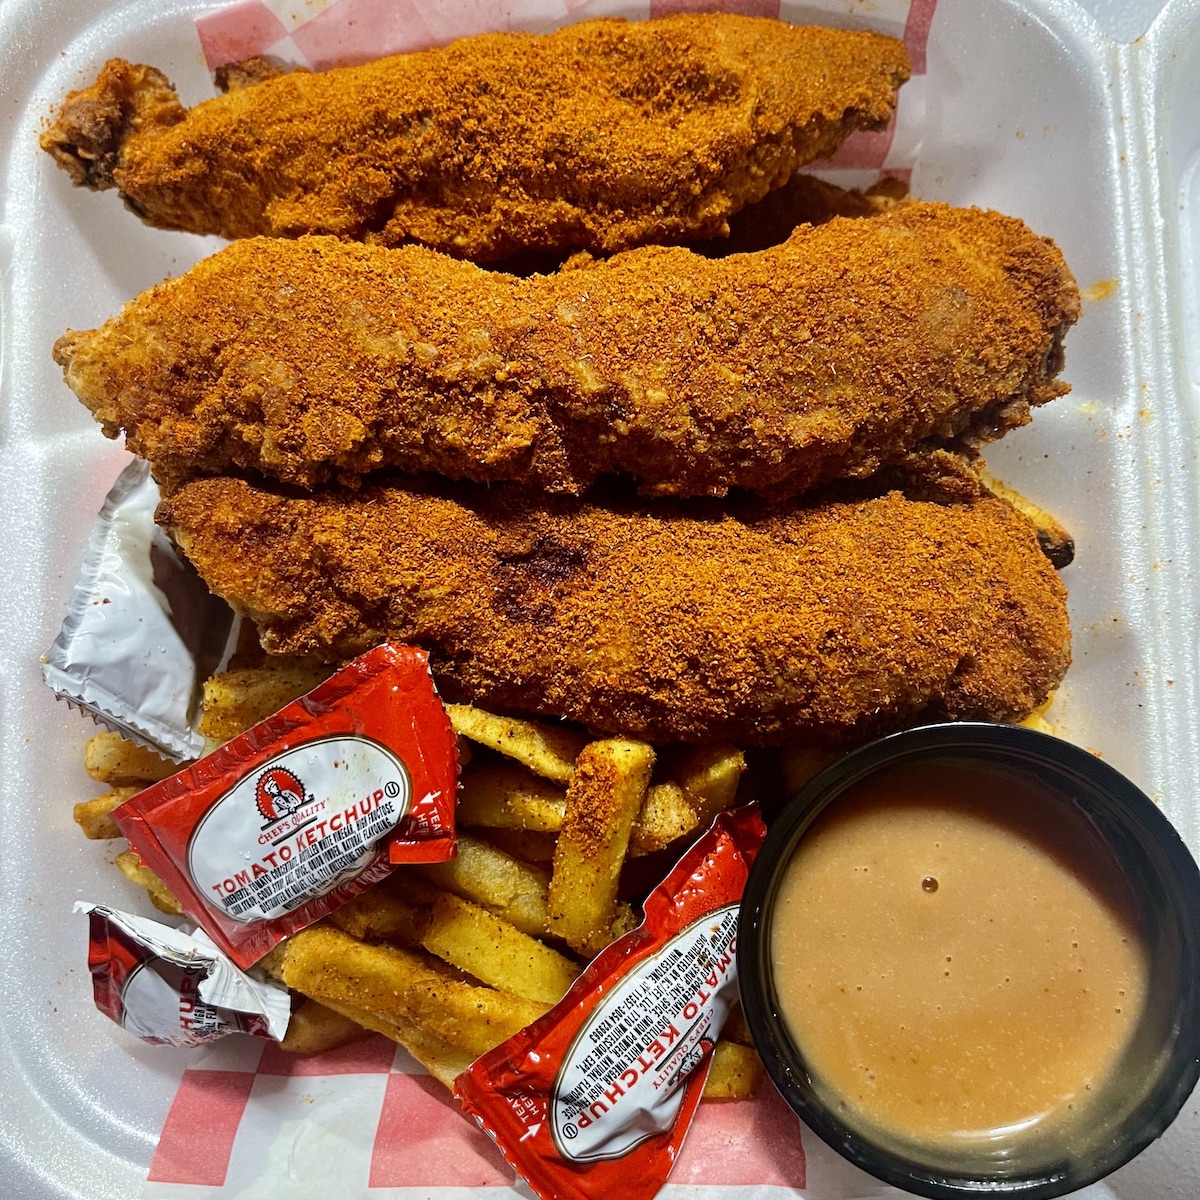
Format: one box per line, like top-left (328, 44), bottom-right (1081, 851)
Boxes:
top-left (39, 15), bottom-right (909, 260)
top-left (160, 476), bottom-right (1071, 747)
top-left (55, 204), bottom-right (1081, 499)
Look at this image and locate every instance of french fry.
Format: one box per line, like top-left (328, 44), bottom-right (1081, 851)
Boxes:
top-left (115, 850), bottom-right (183, 916)
top-left (85, 732), bottom-right (180, 786)
top-left (549, 738), bottom-right (655, 956)
top-left (671, 745), bottom-right (746, 827)
top-left (630, 781), bottom-right (699, 855)
top-left (420, 834), bottom-right (552, 938)
top-left (328, 887), bottom-right (427, 945)
top-left (198, 663), bottom-right (331, 742)
top-left (702, 1041), bottom-right (764, 1100)
top-left (421, 892), bottom-right (580, 1004)
top-left (978, 469), bottom-right (1075, 569)
top-left (472, 827), bottom-right (558, 864)
top-left (277, 924), bottom-right (547, 1058)
top-left (318, 998), bottom-right (475, 1089)
top-left (73, 786), bottom-right (139, 839)
top-left (445, 704), bottom-right (585, 785)
top-left (457, 762), bottom-right (567, 831)
top-left (278, 998), bottom-right (371, 1055)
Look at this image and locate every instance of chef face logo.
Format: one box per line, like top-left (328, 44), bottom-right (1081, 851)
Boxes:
top-left (664, 1035), bottom-right (715, 1093)
top-left (255, 767), bottom-right (312, 824)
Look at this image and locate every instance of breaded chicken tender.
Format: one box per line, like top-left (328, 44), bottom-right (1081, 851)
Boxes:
top-left (160, 475), bottom-right (1071, 747)
top-left (55, 204), bottom-right (1081, 499)
top-left (40, 15), bottom-right (909, 260)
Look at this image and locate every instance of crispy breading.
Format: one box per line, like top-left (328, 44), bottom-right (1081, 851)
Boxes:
top-left (160, 475), bottom-right (1071, 747)
top-left (55, 204), bottom-right (1080, 499)
top-left (40, 15), bottom-right (909, 260)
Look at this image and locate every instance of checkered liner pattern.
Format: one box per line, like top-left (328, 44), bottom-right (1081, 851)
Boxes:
top-left (143, 1035), bottom-right (810, 1196)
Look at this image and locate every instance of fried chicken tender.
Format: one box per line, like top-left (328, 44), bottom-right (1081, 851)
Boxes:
top-left (39, 15), bottom-right (909, 260)
top-left (55, 204), bottom-right (1080, 499)
top-left (160, 475), bottom-right (1071, 747)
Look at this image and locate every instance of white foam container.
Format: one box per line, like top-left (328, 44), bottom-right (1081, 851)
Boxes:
top-left (2, 0), bottom-right (1198, 1196)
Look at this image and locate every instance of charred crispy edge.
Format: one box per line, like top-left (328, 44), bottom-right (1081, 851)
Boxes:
top-left (214, 56), bottom-right (298, 93)
top-left (40, 60), bottom-right (183, 189)
top-left (978, 469), bottom-right (1075, 569)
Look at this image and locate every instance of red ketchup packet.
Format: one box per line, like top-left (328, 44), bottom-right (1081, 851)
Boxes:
top-left (112, 643), bottom-right (459, 968)
top-left (455, 805), bottom-right (766, 1200)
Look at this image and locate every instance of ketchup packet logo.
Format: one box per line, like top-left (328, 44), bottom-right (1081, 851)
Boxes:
top-left (456, 806), bottom-right (765, 1200)
top-left (112, 644), bottom-right (459, 967)
top-left (190, 737), bottom-right (412, 924)
top-left (256, 767), bottom-right (311, 822)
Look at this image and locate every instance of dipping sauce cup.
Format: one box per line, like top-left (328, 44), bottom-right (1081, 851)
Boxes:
top-left (738, 723), bottom-right (1200, 1199)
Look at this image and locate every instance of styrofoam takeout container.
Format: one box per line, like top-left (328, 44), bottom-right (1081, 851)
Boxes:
top-left (1, 0), bottom-right (1198, 1197)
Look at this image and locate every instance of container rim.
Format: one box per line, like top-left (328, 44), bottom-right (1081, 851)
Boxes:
top-left (737, 721), bottom-right (1200, 1200)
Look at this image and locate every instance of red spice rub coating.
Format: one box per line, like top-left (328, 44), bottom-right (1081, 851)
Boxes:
top-left (55, 204), bottom-right (1081, 500)
top-left (161, 477), bottom-right (1071, 747)
top-left (39, 15), bottom-right (909, 260)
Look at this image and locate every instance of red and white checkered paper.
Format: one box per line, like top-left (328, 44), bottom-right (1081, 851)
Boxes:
top-left (142, 1033), bottom-right (837, 1198)
top-left (140, 2), bottom-right (937, 1195)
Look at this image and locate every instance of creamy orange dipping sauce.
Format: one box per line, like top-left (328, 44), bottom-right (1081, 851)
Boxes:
top-left (770, 762), bottom-right (1149, 1153)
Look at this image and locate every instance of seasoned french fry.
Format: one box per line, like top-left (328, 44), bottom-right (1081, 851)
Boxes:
top-left (277, 924), bottom-right (546, 1058)
top-left (421, 892), bottom-right (580, 1004)
top-left (445, 704), bottom-right (585, 785)
top-left (278, 998), bottom-right (371, 1055)
top-left (672, 745), bottom-right (747, 827)
top-left (549, 737), bottom-right (655, 956)
top-left (317, 998), bottom-right (475, 1089)
top-left (85, 732), bottom-right (180, 786)
top-left (420, 834), bottom-right (552, 938)
top-left (198, 663), bottom-right (331, 741)
top-left (73, 786), bottom-right (139, 839)
top-left (472, 827), bottom-right (558, 864)
top-left (457, 762), bottom-right (567, 831)
top-left (630, 781), bottom-right (699, 855)
top-left (115, 850), bottom-right (183, 916)
top-left (702, 1041), bottom-right (764, 1100)
top-left (979, 469), bottom-right (1075, 569)
top-left (328, 887), bottom-right (427, 945)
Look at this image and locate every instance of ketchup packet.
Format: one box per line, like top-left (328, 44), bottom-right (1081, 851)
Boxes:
top-left (41, 460), bottom-right (237, 761)
top-left (112, 643), bottom-right (458, 967)
top-left (78, 903), bottom-right (291, 1047)
top-left (455, 805), bottom-right (766, 1200)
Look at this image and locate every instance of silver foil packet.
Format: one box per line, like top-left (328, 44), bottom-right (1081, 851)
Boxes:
top-left (41, 460), bottom-right (238, 760)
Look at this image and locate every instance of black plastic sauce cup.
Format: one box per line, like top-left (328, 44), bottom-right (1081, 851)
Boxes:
top-left (738, 722), bottom-right (1200, 1199)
